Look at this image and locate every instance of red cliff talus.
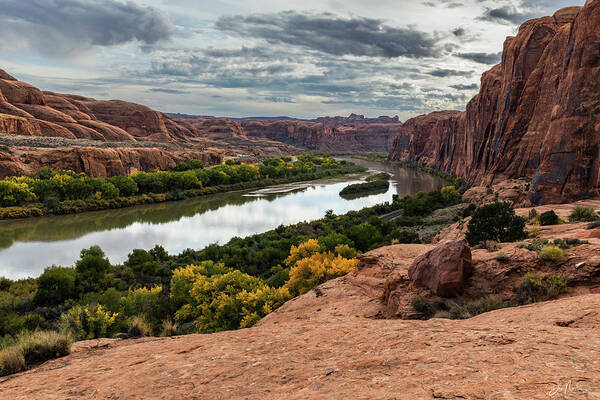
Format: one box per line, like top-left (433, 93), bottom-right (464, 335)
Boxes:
top-left (390, 2), bottom-right (600, 204)
top-left (242, 119), bottom-right (401, 153)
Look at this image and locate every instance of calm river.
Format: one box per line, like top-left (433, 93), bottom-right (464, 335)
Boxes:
top-left (0, 159), bottom-right (446, 279)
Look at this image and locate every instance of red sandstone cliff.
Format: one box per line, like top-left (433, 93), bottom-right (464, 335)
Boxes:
top-left (0, 71), bottom-right (250, 144)
top-left (390, 3), bottom-right (600, 204)
top-left (0, 72), bottom-right (305, 176)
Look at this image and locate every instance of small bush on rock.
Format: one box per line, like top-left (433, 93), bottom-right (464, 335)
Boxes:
top-left (0, 331), bottom-right (71, 376)
top-left (465, 202), bottom-right (526, 246)
top-left (128, 316), bottom-right (151, 338)
top-left (569, 206), bottom-right (599, 222)
top-left (448, 296), bottom-right (510, 319)
top-left (412, 295), bottom-right (434, 317)
top-left (587, 221), bottom-right (600, 229)
top-left (539, 210), bottom-right (559, 226)
top-left (160, 320), bottom-right (179, 337)
top-left (494, 253), bottom-right (510, 263)
top-left (518, 273), bottom-right (568, 304)
top-left (528, 209), bottom-right (538, 222)
top-left (539, 246), bottom-right (566, 263)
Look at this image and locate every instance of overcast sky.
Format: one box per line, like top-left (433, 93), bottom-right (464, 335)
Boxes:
top-left (0, 0), bottom-right (584, 119)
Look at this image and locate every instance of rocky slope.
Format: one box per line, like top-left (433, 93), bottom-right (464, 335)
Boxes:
top-left (0, 70), bottom-right (300, 177)
top-left (0, 69), bottom-right (237, 143)
top-left (390, 2), bottom-right (600, 204)
top-left (1, 237), bottom-right (599, 398)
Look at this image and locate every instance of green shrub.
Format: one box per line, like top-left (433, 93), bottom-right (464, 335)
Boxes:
top-left (539, 246), bottom-right (566, 263)
top-left (0, 206), bottom-right (44, 219)
top-left (587, 221), bottom-right (600, 229)
top-left (346, 222), bottom-right (383, 252)
top-left (160, 320), bottom-right (179, 337)
top-left (462, 203), bottom-right (476, 218)
top-left (0, 346), bottom-right (25, 376)
top-left (121, 286), bottom-right (163, 319)
top-left (0, 331), bottom-right (71, 376)
top-left (173, 159), bottom-right (205, 172)
top-left (62, 304), bottom-right (119, 340)
top-left (412, 295), bottom-right (434, 317)
top-left (545, 276), bottom-right (568, 298)
top-left (0, 180), bottom-right (37, 207)
top-left (128, 316), bottom-right (151, 338)
top-left (448, 296), bottom-right (510, 319)
top-left (517, 238), bottom-right (549, 252)
top-left (518, 273), bottom-right (568, 304)
top-left (317, 232), bottom-right (353, 252)
top-left (465, 202), bottom-right (526, 246)
top-left (34, 266), bottom-right (76, 307)
top-left (494, 253), bottom-right (510, 263)
top-left (388, 229), bottom-right (421, 244)
top-left (539, 210), bottom-right (559, 226)
top-left (75, 246), bottom-right (110, 295)
top-left (528, 208), bottom-right (538, 221)
top-left (569, 206), bottom-right (599, 222)
top-left (441, 185), bottom-right (461, 204)
top-left (5, 314), bottom-right (45, 335)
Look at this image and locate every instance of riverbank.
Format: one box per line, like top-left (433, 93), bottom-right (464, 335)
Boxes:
top-left (0, 186), bottom-right (461, 352)
top-left (0, 157), bottom-right (449, 279)
top-left (0, 157), bottom-right (365, 220)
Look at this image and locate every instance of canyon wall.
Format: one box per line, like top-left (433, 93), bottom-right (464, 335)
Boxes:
top-left (0, 146), bottom-right (222, 179)
top-left (0, 70), bottom-right (399, 179)
top-left (241, 119), bottom-right (400, 153)
top-left (0, 72), bottom-right (301, 176)
top-left (390, 2), bottom-right (600, 204)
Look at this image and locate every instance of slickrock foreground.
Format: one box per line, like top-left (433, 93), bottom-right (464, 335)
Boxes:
top-left (1, 242), bottom-right (599, 399)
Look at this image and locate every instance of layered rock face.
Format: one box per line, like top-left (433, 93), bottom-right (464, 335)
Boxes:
top-left (242, 119), bottom-right (401, 153)
top-left (390, 2), bottom-right (600, 204)
top-left (0, 72), bottom-right (250, 144)
top-left (0, 145), bottom-right (222, 178)
top-left (0, 71), bottom-right (304, 176)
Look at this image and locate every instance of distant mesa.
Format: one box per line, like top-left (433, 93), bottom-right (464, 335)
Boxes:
top-left (167, 112), bottom-right (401, 126)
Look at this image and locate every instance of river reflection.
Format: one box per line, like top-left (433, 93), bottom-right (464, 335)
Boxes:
top-left (0, 158), bottom-right (446, 279)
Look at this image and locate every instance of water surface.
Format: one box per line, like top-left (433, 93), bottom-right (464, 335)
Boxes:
top-left (0, 159), bottom-right (446, 279)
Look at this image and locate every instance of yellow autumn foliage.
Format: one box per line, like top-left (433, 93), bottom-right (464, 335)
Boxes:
top-left (285, 239), bottom-right (322, 267)
top-left (284, 251), bottom-right (358, 296)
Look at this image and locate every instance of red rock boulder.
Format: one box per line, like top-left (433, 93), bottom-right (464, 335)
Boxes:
top-left (408, 240), bottom-right (472, 297)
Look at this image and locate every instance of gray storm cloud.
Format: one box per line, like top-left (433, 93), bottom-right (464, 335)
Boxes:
top-left (0, 0), bottom-right (175, 56)
top-left (215, 11), bottom-right (450, 59)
